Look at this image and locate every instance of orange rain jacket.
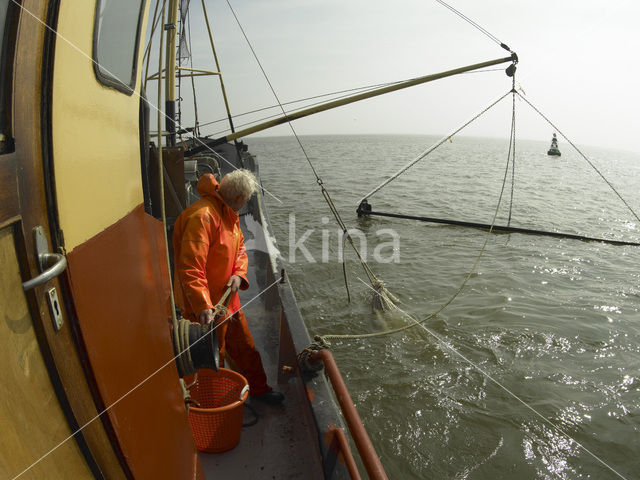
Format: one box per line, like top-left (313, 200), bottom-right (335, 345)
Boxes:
top-left (172, 174), bottom-right (249, 321)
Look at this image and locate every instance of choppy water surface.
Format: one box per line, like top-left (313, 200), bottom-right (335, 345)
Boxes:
top-left (252, 134), bottom-right (640, 479)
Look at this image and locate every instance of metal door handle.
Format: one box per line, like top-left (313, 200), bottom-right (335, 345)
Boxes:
top-left (22, 252), bottom-right (67, 291)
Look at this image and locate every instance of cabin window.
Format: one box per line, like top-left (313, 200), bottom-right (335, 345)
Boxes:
top-left (93, 0), bottom-right (145, 94)
top-left (0, 0), bottom-right (19, 154)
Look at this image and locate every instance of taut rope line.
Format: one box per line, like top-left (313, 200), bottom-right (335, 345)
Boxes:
top-left (359, 90), bottom-right (512, 203)
top-left (226, 0), bottom-right (400, 308)
top-left (198, 70), bottom-right (511, 138)
top-left (516, 92), bottom-right (640, 224)
top-left (319, 88), bottom-right (519, 341)
top-left (197, 79), bottom-right (408, 132)
top-left (176, 287), bottom-right (232, 376)
top-left (507, 77), bottom-right (517, 226)
top-left (434, 0), bottom-right (516, 56)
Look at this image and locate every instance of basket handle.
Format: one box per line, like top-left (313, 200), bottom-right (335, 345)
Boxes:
top-left (240, 384), bottom-right (249, 401)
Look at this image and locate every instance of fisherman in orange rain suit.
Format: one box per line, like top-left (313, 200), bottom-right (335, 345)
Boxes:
top-left (173, 170), bottom-right (283, 404)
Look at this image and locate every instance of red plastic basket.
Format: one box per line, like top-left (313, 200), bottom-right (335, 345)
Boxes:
top-left (188, 368), bottom-right (249, 453)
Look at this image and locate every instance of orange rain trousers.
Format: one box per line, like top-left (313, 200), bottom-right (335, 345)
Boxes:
top-left (216, 310), bottom-right (270, 396)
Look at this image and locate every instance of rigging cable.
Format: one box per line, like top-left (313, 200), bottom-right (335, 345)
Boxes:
top-left (140, 0), bottom-right (283, 204)
top-left (359, 81), bottom-right (639, 243)
top-left (225, 0), bottom-right (399, 307)
top-left (360, 90), bottom-right (512, 203)
top-left (434, 0), bottom-right (513, 53)
top-left (507, 76), bottom-right (516, 226)
top-left (318, 84), bottom-right (518, 342)
top-left (196, 79), bottom-right (407, 131)
top-left (154, 0), bottom-right (186, 376)
top-left (224, 2), bottom-right (318, 177)
top-left (202, 80), bottom-right (410, 139)
top-left (198, 68), bottom-right (510, 140)
top-left (516, 92), bottom-right (640, 224)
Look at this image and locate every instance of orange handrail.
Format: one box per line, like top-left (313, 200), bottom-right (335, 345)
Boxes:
top-left (308, 349), bottom-right (388, 480)
top-left (327, 426), bottom-right (362, 480)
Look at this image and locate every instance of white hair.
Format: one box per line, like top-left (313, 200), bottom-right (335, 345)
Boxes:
top-left (219, 168), bottom-right (258, 199)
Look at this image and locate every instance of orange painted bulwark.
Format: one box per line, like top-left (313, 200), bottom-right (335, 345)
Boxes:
top-left (66, 204), bottom-right (203, 480)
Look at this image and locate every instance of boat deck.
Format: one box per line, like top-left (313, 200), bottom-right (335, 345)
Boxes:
top-left (199, 248), bottom-right (324, 479)
top-left (198, 146), bottom-right (328, 479)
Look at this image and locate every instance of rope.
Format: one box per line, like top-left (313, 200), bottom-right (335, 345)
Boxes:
top-left (177, 317), bottom-right (195, 376)
top-left (321, 184), bottom-right (393, 306)
top-left (434, 0), bottom-right (508, 50)
top-left (319, 86), bottom-right (519, 342)
top-left (196, 70), bottom-right (506, 139)
top-left (152, 0), bottom-right (184, 364)
top-left (176, 287), bottom-right (232, 376)
top-left (202, 81), bottom-right (402, 139)
top-left (213, 287), bottom-right (232, 319)
top-left (340, 232), bottom-right (352, 303)
top-left (226, 0), bottom-right (398, 307)
top-left (225, 0), bottom-right (321, 180)
top-left (321, 81), bottom-right (638, 343)
top-left (507, 77), bottom-right (516, 226)
top-left (242, 403), bottom-right (259, 427)
top-left (196, 79), bottom-right (406, 131)
top-left (360, 90), bottom-right (512, 202)
top-left (516, 92), bottom-right (640, 224)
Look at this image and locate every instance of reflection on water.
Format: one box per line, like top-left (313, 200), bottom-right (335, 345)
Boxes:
top-left (255, 135), bottom-right (640, 479)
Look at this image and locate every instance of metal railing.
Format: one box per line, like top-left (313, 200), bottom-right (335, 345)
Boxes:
top-left (308, 349), bottom-right (388, 480)
top-left (326, 426), bottom-right (361, 480)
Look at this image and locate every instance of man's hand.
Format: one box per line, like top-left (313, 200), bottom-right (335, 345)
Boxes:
top-left (226, 275), bottom-right (242, 293)
top-left (198, 308), bottom-right (215, 325)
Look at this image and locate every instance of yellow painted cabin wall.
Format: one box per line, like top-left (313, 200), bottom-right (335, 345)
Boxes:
top-left (52, 0), bottom-right (149, 252)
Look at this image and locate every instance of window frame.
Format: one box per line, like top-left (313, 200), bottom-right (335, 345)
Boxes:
top-left (0, 0), bottom-right (21, 154)
top-left (92, 0), bottom-right (146, 95)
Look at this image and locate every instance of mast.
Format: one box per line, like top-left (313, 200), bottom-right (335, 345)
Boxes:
top-left (165, 0), bottom-right (180, 146)
top-left (201, 0), bottom-right (237, 136)
top-left (159, 0), bottom-right (237, 150)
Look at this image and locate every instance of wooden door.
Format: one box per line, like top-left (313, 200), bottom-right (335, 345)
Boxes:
top-left (47, 0), bottom-right (203, 476)
top-left (0, 1), bottom-right (128, 478)
top-left (0, 227), bottom-right (94, 479)
top-left (2, 1), bottom-right (204, 478)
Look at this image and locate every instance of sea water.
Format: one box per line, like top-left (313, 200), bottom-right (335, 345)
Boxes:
top-left (252, 134), bottom-right (640, 480)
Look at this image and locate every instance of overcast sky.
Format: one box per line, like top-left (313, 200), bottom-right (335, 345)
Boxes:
top-left (170, 0), bottom-right (640, 154)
